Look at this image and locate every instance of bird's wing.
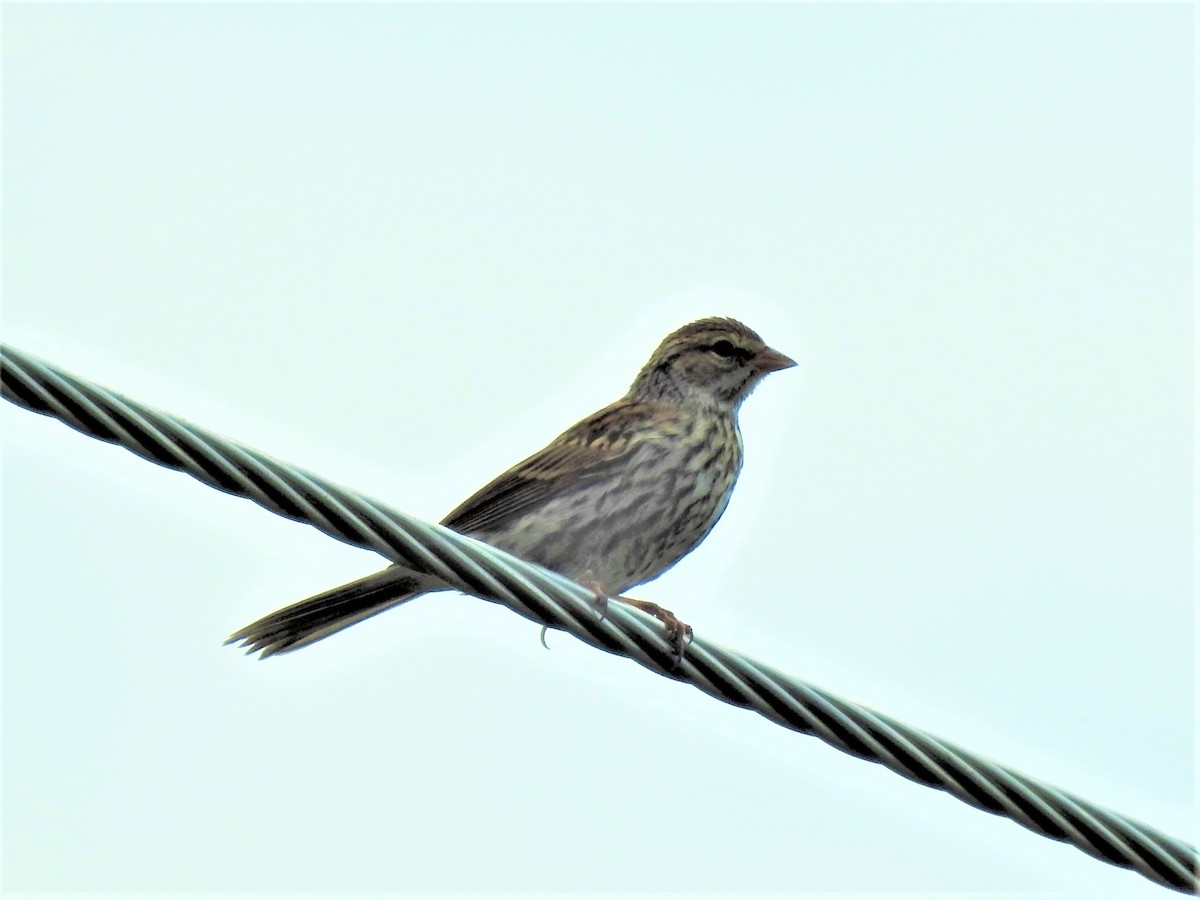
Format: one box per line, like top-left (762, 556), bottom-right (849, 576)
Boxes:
top-left (440, 399), bottom-right (678, 537)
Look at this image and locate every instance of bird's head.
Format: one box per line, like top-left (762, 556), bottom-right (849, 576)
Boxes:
top-left (630, 317), bottom-right (796, 409)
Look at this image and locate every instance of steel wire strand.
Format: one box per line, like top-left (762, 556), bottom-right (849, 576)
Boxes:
top-left (2, 344), bottom-right (1194, 895)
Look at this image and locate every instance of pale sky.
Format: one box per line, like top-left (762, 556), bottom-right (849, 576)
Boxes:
top-left (2, 4), bottom-right (1193, 897)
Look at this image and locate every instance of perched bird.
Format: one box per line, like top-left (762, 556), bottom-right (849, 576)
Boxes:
top-left (228, 317), bottom-right (795, 660)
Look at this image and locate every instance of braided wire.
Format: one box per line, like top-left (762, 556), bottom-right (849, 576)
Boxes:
top-left (2, 343), bottom-right (1194, 895)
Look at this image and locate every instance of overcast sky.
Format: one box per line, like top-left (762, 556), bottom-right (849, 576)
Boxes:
top-left (2, 4), bottom-right (1193, 897)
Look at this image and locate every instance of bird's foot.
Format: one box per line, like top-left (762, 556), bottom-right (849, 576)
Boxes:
top-left (577, 577), bottom-right (611, 621)
top-left (539, 577), bottom-right (610, 651)
top-left (615, 595), bottom-right (693, 668)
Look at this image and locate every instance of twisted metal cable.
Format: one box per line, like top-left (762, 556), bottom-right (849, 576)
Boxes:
top-left (2, 343), bottom-right (1194, 895)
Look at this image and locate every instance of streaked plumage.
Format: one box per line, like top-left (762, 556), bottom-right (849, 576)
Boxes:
top-left (228, 317), bottom-right (795, 659)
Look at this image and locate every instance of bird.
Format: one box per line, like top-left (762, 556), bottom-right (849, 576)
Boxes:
top-left (227, 316), bottom-right (795, 662)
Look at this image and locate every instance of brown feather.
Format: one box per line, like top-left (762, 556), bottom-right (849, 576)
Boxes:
top-left (228, 316), bottom-right (794, 657)
top-left (441, 400), bottom-right (682, 536)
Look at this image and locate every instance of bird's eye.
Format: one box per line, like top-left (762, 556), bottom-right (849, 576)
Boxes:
top-left (710, 339), bottom-right (738, 358)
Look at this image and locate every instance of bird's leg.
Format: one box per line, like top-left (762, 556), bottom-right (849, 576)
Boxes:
top-left (577, 575), bottom-right (611, 620)
top-left (539, 575), bottom-right (610, 650)
top-left (614, 595), bottom-right (693, 667)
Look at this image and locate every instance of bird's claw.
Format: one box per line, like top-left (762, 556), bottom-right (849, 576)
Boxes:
top-left (615, 595), bottom-right (692, 670)
top-left (539, 577), bottom-right (610, 650)
top-left (592, 594), bottom-right (609, 622)
top-left (667, 620), bottom-right (695, 669)
top-left (578, 577), bottom-right (611, 622)
top-left (540, 579), bottom-right (692, 668)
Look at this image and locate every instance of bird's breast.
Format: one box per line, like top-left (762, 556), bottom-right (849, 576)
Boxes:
top-left (482, 416), bottom-right (742, 596)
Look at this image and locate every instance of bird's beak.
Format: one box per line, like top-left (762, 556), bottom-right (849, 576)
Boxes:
top-left (755, 347), bottom-right (798, 374)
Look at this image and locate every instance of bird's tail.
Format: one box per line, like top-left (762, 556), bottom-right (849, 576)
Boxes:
top-left (227, 567), bottom-right (443, 658)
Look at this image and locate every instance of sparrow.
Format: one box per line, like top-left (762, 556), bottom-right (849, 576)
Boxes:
top-left (228, 317), bottom-right (795, 661)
